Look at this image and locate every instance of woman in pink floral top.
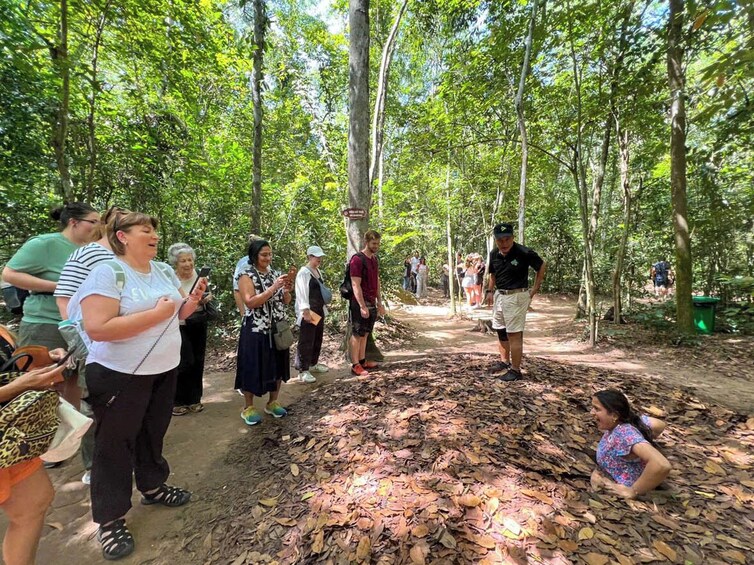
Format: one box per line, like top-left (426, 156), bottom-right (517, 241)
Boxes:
top-left (590, 389), bottom-right (671, 499)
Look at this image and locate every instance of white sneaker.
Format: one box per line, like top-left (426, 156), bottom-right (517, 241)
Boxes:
top-left (82, 470), bottom-right (91, 485)
top-left (299, 371), bottom-right (317, 383)
top-left (310, 363), bottom-right (329, 373)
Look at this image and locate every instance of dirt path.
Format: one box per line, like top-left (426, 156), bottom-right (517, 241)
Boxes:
top-left (394, 294), bottom-right (754, 414)
top-left (3, 293), bottom-right (751, 564)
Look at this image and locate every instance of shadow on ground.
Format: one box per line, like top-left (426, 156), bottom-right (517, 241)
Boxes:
top-left (182, 353), bottom-right (754, 565)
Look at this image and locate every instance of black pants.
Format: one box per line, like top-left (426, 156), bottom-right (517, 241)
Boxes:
top-left (175, 321), bottom-right (208, 406)
top-left (86, 363), bottom-right (177, 525)
top-left (297, 317), bottom-right (324, 371)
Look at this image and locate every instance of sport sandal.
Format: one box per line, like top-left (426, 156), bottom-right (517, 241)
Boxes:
top-left (97, 518), bottom-right (135, 561)
top-left (141, 484), bottom-right (192, 507)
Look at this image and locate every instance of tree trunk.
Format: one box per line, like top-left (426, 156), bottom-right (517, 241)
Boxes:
top-left (573, 159), bottom-right (595, 344)
top-left (51, 0), bottom-right (73, 202)
top-left (347, 0), bottom-right (371, 257)
top-left (446, 152), bottom-right (457, 315)
top-left (668, 0), bottom-right (694, 332)
top-left (612, 123), bottom-right (633, 324)
top-left (377, 135), bottom-right (385, 222)
top-left (85, 2), bottom-right (112, 202)
top-left (250, 0), bottom-right (268, 235)
top-left (603, 2), bottom-right (635, 324)
top-left (515, 0), bottom-right (541, 245)
top-left (369, 0), bottom-right (408, 183)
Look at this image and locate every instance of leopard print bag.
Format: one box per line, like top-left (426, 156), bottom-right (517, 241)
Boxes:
top-left (0, 372), bottom-right (60, 469)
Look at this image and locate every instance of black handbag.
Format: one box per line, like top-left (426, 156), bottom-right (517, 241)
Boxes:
top-left (204, 300), bottom-right (220, 322)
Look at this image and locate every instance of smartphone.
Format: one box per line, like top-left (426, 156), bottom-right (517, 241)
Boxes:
top-left (55, 350), bottom-right (75, 367)
top-left (189, 266), bottom-right (211, 295)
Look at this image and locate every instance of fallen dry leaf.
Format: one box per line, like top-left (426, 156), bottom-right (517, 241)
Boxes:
top-left (720, 549), bottom-right (747, 564)
top-left (409, 544), bottom-right (427, 564)
top-left (291, 463), bottom-right (300, 476)
top-left (578, 527), bottom-right (594, 540)
top-left (311, 530), bottom-right (324, 554)
top-left (704, 461), bottom-right (726, 475)
top-left (458, 494), bottom-right (482, 507)
top-left (356, 536), bottom-right (371, 561)
top-left (438, 529), bottom-right (457, 549)
top-left (583, 553), bottom-right (609, 565)
top-left (652, 539), bottom-right (677, 561)
top-left (411, 524), bottom-right (429, 538)
top-left (520, 489), bottom-right (554, 505)
top-left (273, 517), bottom-right (297, 527)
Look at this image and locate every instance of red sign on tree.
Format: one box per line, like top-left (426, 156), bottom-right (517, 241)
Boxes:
top-left (342, 208), bottom-right (367, 219)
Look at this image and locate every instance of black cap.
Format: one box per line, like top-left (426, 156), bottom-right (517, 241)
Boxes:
top-left (493, 223), bottom-right (514, 238)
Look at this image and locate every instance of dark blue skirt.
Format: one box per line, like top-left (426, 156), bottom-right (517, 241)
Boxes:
top-left (234, 323), bottom-right (290, 395)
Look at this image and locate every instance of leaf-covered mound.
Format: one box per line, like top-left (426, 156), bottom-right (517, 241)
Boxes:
top-left (190, 354), bottom-right (754, 565)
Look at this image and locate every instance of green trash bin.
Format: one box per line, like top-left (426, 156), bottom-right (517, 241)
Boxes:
top-left (692, 296), bottom-right (720, 334)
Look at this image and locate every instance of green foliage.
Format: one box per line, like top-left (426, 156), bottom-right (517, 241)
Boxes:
top-left (0, 0), bottom-right (751, 325)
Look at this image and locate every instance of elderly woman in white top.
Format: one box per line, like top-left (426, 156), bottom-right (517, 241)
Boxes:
top-left (294, 246), bottom-right (331, 383)
top-left (167, 243), bottom-right (212, 416)
top-left (69, 212), bottom-right (206, 560)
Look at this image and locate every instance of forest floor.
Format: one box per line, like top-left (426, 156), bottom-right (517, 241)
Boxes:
top-left (5, 292), bottom-right (753, 564)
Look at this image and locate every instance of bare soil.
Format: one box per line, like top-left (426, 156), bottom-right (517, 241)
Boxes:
top-left (2, 292), bottom-right (752, 564)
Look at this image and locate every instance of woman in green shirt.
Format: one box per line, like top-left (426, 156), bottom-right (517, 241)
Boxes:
top-left (2, 202), bottom-right (99, 406)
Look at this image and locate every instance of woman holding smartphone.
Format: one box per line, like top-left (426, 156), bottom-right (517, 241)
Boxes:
top-left (167, 242), bottom-right (211, 416)
top-left (235, 239), bottom-right (293, 426)
top-left (69, 212), bottom-right (206, 560)
top-left (0, 350), bottom-right (68, 565)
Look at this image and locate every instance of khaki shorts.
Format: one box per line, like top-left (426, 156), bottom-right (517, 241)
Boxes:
top-left (491, 291), bottom-right (530, 333)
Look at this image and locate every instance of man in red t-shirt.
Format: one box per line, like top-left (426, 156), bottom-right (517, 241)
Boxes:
top-left (349, 230), bottom-right (385, 376)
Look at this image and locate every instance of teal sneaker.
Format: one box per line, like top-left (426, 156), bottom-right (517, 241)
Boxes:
top-left (264, 401), bottom-right (288, 418)
top-left (241, 406), bottom-right (262, 426)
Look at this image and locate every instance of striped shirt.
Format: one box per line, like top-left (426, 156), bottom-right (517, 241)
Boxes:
top-left (54, 243), bottom-right (115, 298)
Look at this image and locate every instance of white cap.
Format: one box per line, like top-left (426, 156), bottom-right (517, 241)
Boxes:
top-left (307, 245), bottom-right (326, 257)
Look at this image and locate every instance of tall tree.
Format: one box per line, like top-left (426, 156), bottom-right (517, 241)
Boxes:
top-left (370, 0), bottom-right (409, 219)
top-left (84, 0), bottom-right (113, 202)
top-left (250, 0), bottom-right (268, 234)
top-left (668, 0), bottom-right (693, 332)
top-left (515, 0), bottom-right (541, 245)
top-left (347, 0), bottom-right (371, 256)
top-left (51, 0), bottom-right (73, 201)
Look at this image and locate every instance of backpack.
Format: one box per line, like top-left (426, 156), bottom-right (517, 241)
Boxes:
top-left (654, 261), bottom-right (669, 282)
top-left (339, 253), bottom-right (368, 300)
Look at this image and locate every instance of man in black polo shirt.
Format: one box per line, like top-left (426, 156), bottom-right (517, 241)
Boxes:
top-left (485, 223), bottom-right (546, 382)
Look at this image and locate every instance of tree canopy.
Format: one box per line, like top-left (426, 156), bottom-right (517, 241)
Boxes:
top-left (1, 0), bottom-right (752, 325)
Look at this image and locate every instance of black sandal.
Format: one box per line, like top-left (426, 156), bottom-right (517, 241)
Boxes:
top-left (97, 519), bottom-right (135, 561)
top-left (140, 483), bottom-right (192, 507)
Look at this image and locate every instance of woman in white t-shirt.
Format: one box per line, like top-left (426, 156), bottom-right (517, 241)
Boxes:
top-left (54, 205), bottom-right (128, 485)
top-left (71, 212), bottom-right (206, 561)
